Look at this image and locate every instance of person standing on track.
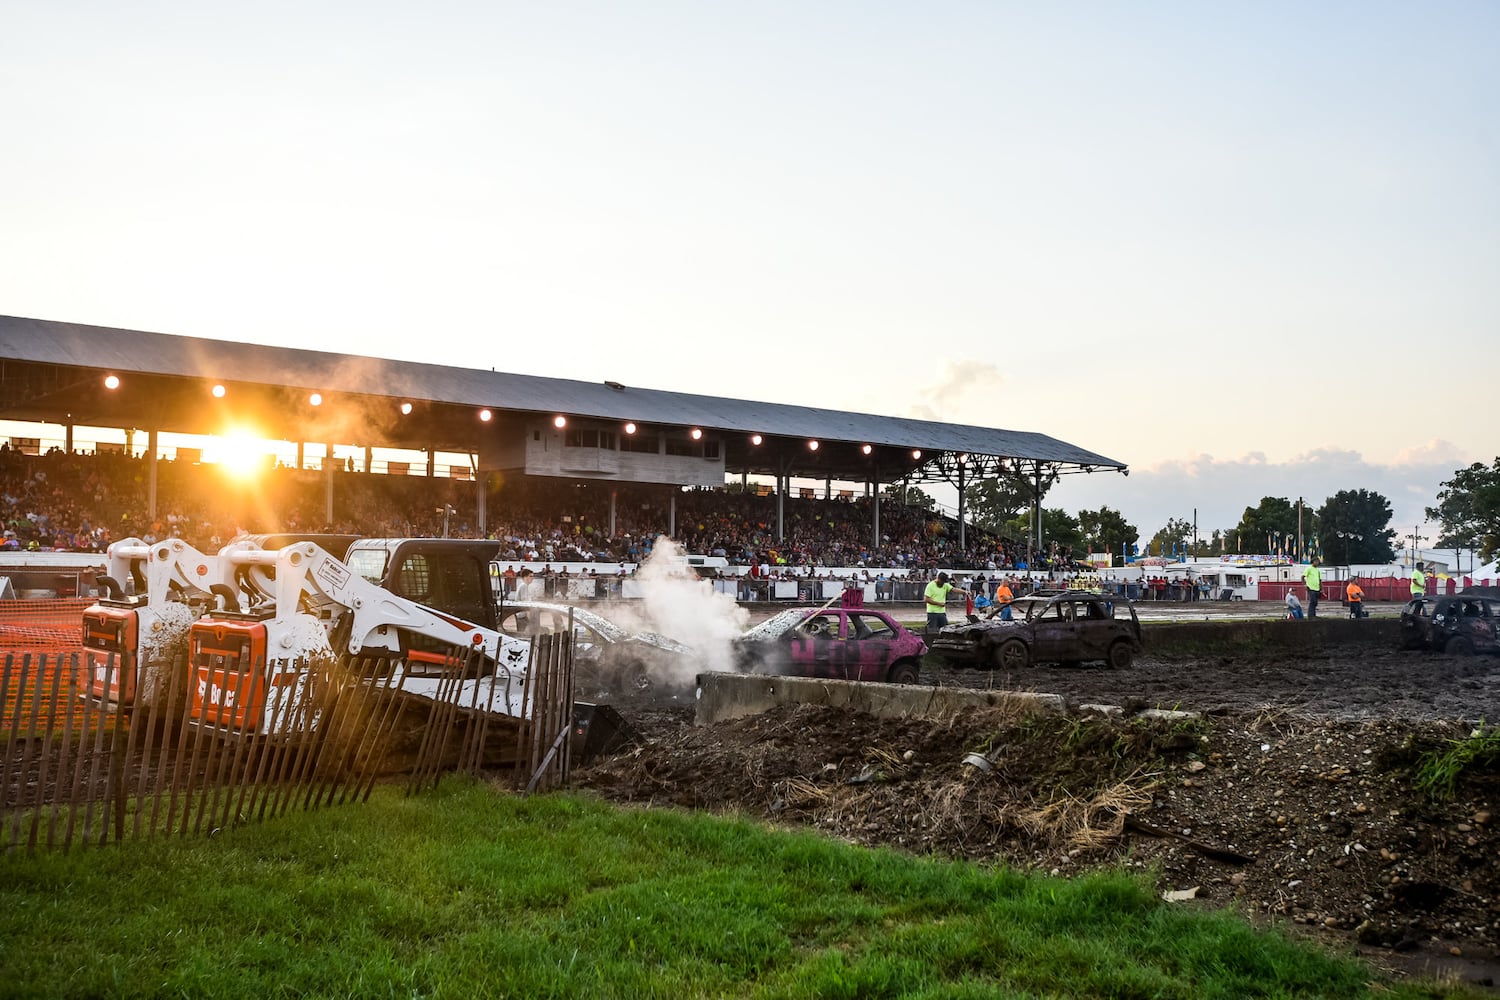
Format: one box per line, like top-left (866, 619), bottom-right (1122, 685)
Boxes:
top-left (1346, 578), bottom-right (1366, 619)
top-left (923, 572), bottom-right (966, 635)
top-left (994, 576), bottom-right (1015, 620)
top-left (1411, 562), bottom-right (1427, 599)
top-left (1303, 560), bottom-right (1322, 618)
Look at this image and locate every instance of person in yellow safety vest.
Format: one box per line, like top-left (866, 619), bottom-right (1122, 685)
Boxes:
top-left (1411, 562), bottom-right (1427, 599)
top-left (1302, 560), bottom-right (1323, 618)
top-left (1346, 579), bottom-right (1366, 619)
top-left (994, 578), bottom-right (1015, 620)
top-left (923, 572), bottom-right (967, 634)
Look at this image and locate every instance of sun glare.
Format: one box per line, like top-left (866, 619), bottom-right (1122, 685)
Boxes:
top-left (207, 431), bottom-right (266, 479)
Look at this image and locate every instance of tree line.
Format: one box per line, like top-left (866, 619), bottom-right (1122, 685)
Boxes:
top-left (945, 458), bottom-right (1500, 567)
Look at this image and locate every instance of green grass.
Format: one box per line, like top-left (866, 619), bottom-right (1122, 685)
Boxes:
top-left (1415, 722), bottom-right (1500, 800)
top-left (0, 781), bottom-right (1479, 999)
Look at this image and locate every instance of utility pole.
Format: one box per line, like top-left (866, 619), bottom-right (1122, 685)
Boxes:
top-left (1296, 497), bottom-right (1304, 562)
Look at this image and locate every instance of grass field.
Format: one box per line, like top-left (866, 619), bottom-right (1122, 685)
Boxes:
top-left (0, 779), bottom-right (1481, 999)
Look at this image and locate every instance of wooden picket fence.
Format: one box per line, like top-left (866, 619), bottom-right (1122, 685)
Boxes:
top-left (0, 633), bottom-right (573, 853)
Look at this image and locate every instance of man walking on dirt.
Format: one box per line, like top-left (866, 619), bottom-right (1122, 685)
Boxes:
top-left (1411, 562), bottom-right (1427, 599)
top-left (1303, 560), bottom-right (1322, 618)
top-left (923, 572), bottom-right (967, 635)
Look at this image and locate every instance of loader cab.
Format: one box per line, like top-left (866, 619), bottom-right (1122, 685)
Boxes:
top-left (343, 538), bottom-right (502, 631)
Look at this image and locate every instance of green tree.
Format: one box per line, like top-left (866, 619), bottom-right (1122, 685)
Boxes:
top-left (882, 483), bottom-right (935, 512)
top-left (1077, 506), bottom-right (1138, 560)
top-left (963, 470), bottom-right (1047, 534)
top-left (1146, 517), bottom-right (1194, 560)
top-left (1006, 508), bottom-right (1082, 556)
top-left (1314, 489), bottom-right (1397, 564)
top-left (1192, 529), bottom-right (1225, 559)
top-left (1234, 497), bottom-right (1317, 558)
top-left (1427, 458), bottom-right (1500, 563)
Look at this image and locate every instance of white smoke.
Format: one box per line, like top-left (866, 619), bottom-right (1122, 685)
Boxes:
top-left (602, 535), bottom-right (750, 688)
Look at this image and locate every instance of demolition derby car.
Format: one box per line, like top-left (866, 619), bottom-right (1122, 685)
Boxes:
top-left (733, 607), bottom-right (926, 683)
top-left (1398, 591), bottom-right (1500, 655)
top-left (928, 590), bottom-right (1143, 670)
top-left (496, 601), bottom-right (694, 691)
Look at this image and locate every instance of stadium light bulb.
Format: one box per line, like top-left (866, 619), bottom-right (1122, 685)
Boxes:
top-left (808, 440), bottom-right (819, 451)
top-left (479, 409), bottom-right (492, 422)
top-left (309, 393), bottom-right (323, 406)
top-left (911, 449), bottom-right (922, 460)
top-left (690, 428), bottom-right (702, 440)
top-left (861, 443), bottom-right (872, 455)
top-left (553, 415), bottom-right (567, 429)
top-left (750, 434), bottom-right (762, 446)
top-left (400, 402), bottom-right (413, 415)
top-left (212, 384), bottom-right (226, 398)
top-left (624, 422), bottom-right (636, 434)
top-left (103, 374), bottom-right (120, 390)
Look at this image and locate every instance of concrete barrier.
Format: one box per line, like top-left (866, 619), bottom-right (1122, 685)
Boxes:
top-left (694, 672), bottom-right (1067, 726)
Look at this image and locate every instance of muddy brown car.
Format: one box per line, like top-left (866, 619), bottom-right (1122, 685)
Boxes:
top-left (929, 589), bottom-right (1142, 670)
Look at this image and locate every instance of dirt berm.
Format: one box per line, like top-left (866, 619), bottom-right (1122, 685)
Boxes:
top-left (577, 615), bottom-right (1500, 992)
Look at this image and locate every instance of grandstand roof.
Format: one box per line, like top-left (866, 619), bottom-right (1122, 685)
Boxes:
top-left (0, 315), bottom-right (1126, 484)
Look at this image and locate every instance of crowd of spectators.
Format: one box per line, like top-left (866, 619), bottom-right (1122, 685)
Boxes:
top-left (0, 445), bottom-right (1089, 574)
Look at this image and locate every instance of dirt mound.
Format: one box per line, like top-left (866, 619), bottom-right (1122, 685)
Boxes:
top-left (574, 649), bottom-right (1500, 990)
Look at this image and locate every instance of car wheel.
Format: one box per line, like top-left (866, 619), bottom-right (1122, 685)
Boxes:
top-left (886, 660), bottom-right (919, 684)
top-left (1444, 636), bottom-right (1474, 656)
top-left (993, 639), bottom-right (1030, 671)
top-left (1107, 640), bottom-right (1134, 670)
top-left (615, 661), bottom-right (653, 694)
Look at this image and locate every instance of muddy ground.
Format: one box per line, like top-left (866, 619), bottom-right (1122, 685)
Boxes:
top-left (573, 643), bottom-right (1500, 990)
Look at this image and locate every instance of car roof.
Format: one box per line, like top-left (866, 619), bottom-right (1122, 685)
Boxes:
top-left (1018, 589), bottom-right (1104, 600)
top-left (499, 599), bottom-right (623, 638)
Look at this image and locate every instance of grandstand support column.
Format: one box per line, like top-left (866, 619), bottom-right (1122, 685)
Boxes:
top-left (957, 460), bottom-right (967, 550)
top-left (366, 445), bottom-right (374, 474)
top-left (425, 448), bottom-right (434, 477)
top-left (147, 428), bottom-right (159, 517)
top-left (825, 476), bottom-right (831, 501)
top-left (669, 491), bottom-right (676, 538)
top-left (297, 441), bottom-right (305, 469)
top-left (776, 460), bottom-right (789, 543)
top-left (477, 472), bottom-right (486, 534)
top-left (1031, 461), bottom-right (1044, 565)
top-left (64, 422), bottom-right (73, 454)
top-left (325, 447), bottom-right (334, 525)
top-left (872, 466), bottom-right (881, 552)
top-left (609, 490), bottom-right (617, 538)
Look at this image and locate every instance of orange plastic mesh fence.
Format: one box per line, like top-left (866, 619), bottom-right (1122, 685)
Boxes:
top-left (0, 598), bottom-right (90, 649)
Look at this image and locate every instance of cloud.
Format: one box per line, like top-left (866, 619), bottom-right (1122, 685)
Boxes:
top-left (904, 361), bottom-right (1006, 423)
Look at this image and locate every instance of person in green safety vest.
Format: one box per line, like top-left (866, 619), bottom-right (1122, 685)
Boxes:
top-left (1302, 560), bottom-right (1322, 618)
top-left (922, 572), bottom-right (967, 635)
top-left (1411, 562), bottom-right (1427, 599)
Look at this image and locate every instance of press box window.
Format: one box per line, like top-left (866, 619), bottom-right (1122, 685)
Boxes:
top-left (620, 432), bottom-right (659, 454)
top-left (565, 428), bottom-right (616, 450)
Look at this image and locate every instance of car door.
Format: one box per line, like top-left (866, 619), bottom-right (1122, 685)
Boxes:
top-left (1073, 599), bottom-right (1115, 660)
top-left (1028, 600), bottom-right (1069, 663)
top-left (786, 611), bottom-right (840, 677)
top-left (844, 612), bottom-right (896, 680)
top-left (1468, 599), bottom-right (1498, 651)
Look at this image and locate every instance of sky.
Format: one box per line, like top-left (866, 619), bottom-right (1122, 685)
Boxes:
top-left (2, 2), bottom-right (1496, 548)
